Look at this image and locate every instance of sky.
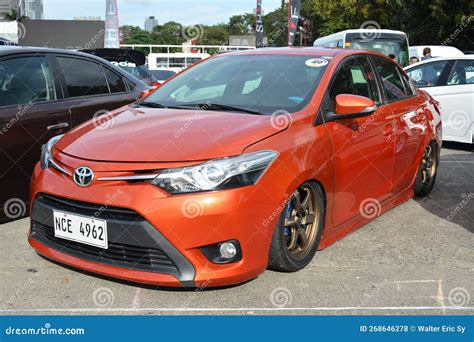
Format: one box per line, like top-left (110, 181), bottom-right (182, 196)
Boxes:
top-left (43, 0), bottom-right (283, 28)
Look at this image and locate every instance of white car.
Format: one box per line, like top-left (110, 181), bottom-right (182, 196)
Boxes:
top-left (409, 45), bottom-right (464, 59)
top-left (405, 56), bottom-right (474, 144)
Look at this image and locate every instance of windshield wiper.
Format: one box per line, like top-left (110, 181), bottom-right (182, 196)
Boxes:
top-left (135, 102), bottom-right (194, 110)
top-left (135, 101), bottom-right (167, 108)
top-left (184, 103), bottom-right (261, 115)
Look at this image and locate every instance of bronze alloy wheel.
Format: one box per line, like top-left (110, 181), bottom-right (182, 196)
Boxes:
top-left (283, 184), bottom-right (321, 261)
top-left (421, 144), bottom-right (437, 186)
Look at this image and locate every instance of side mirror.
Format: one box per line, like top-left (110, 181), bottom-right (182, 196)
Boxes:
top-left (326, 94), bottom-right (377, 122)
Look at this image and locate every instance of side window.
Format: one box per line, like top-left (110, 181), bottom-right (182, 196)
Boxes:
top-left (447, 60), bottom-right (474, 85)
top-left (372, 57), bottom-right (407, 101)
top-left (406, 60), bottom-right (448, 87)
top-left (0, 56), bottom-right (57, 107)
top-left (103, 67), bottom-right (127, 93)
top-left (57, 57), bottom-right (109, 97)
top-left (329, 56), bottom-right (380, 104)
top-left (336, 40), bottom-right (343, 48)
top-left (398, 68), bottom-right (417, 96)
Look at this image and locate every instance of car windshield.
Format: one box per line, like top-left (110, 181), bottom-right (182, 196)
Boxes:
top-left (145, 55), bottom-right (329, 115)
top-left (347, 33), bottom-right (409, 67)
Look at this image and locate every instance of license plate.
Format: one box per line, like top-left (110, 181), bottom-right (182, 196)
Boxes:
top-left (53, 210), bottom-right (108, 249)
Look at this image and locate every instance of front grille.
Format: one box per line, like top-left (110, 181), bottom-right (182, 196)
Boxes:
top-left (32, 221), bottom-right (177, 273)
top-left (30, 194), bottom-right (195, 282)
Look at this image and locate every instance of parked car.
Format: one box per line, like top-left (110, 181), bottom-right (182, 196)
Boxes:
top-left (82, 48), bottom-right (159, 87)
top-left (28, 48), bottom-right (441, 287)
top-left (0, 46), bottom-right (149, 223)
top-left (149, 68), bottom-right (179, 85)
top-left (409, 45), bottom-right (464, 59)
top-left (405, 56), bottom-right (473, 144)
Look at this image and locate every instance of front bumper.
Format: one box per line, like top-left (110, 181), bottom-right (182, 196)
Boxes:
top-left (29, 162), bottom-right (281, 287)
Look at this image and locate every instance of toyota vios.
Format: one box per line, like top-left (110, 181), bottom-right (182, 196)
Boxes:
top-left (29, 48), bottom-right (442, 287)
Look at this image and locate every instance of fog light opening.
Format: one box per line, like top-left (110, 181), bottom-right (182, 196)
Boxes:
top-left (219, 242), bottom-right (237, 259)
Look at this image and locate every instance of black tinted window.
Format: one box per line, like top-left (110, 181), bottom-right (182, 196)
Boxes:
top-left (103, 67), bottom-right (127, 93)
top-left (372, 57), bottom-right (408, 101)
top-left (0, 56), bottom-right (56, 107)
top-left (447, 60), bottom-right (474, 85)
top-left (57, 57), bottom-right (109, 97)
top-left (329, 56), bottom-right (380, 103)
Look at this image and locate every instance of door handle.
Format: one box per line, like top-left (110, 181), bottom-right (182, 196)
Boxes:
top-left (47, 122), bottom-right (69, 131)
top-left (383, 125), bottom-right (394, 136)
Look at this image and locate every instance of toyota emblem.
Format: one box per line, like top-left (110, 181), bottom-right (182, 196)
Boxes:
top-left (73, 166), bottom-right (94, 187)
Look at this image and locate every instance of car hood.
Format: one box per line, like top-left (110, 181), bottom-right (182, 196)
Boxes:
top-left (56, 107), bottom-right (288, 162)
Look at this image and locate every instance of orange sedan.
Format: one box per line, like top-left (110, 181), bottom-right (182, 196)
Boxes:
top-left (28, 48), bottom-right (442, 287)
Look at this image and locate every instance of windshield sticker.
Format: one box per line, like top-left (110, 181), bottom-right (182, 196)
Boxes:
top-left (305, 58), bottom-right (328, 68)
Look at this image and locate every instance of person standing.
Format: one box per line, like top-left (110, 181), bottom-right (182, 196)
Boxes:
top-left (421, 47), bottom-right (432, 61)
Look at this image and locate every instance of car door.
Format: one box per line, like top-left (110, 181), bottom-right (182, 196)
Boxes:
top-left (0, 54), bottom-right (70, 221)
top-left (54, 55), bottom-right (138, 129)
top-left (433, 59), bottom-right (474, 143)
top-left (324, 55), bottom-right (396, 227)
top-left (372, 56), bottom-right (427, 194)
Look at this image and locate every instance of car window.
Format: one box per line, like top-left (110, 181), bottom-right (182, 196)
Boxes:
top-left (148, 55), bottom-right (328, 115)
top-left (406, 60), bottom-right (448, 87)
top-left (57, 57), bottom-right (109, 97)
top-left (329, 56), bottom-right (380, 104)
top-left (398, 69), bottom-right (417, 96)
top-left (372, 57), bottom-right (408, 101)
top-left (103, 66), bottom-right (127, 93)
top-left (0, 56), bottom-right (56, 107)
top-left (447, 60), bottom-right (474, 85)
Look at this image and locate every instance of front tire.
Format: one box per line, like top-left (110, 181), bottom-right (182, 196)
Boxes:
top-left (414, 142), bottom-right (439, 197)
top-left (268, 181), bottom-right (325, 272)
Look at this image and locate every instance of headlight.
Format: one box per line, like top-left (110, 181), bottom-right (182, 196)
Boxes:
top-left (152, 150), bottom-right (278, 194)
top-left (40, 135), bottom-right (64, 170)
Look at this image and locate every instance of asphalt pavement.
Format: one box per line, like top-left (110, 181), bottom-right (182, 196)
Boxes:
top-left (0, 142), bottom-right (472, 315)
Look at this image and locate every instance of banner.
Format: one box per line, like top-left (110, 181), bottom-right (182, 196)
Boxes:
top-left (105, 0), bottom-right (120, 48)
top-left (288, 0), bottom-right (301, 46)
top-left (0, 316), bottom-right (472, 341)
top-left (256, 0), bottom-right (264, 48)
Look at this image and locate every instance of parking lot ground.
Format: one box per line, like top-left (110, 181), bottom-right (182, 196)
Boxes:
top-left (0, 143), bottom-right (472, 315)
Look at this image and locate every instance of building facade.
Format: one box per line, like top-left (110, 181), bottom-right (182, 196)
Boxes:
top-left (145, 16), bottom-right (157, 32)
top-left (21, 0), bottom-right (44, 19)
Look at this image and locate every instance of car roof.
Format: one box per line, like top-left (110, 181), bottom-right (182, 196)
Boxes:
top-left (0, 46), bottom-right (110, 60)
top-left (404, 55), bottom-right (474, 70)
top-left (212, 47), bottom-right (384, 59)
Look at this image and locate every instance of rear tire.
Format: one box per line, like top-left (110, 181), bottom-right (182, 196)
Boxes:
top-left (414, 142), bottom-right (439, 197)
top-left (268, 181), bottom-right (325, 272)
